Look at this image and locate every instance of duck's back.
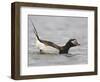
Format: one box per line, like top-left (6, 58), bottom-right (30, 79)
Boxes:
top-left (35, 39), bottom-right (59, 54)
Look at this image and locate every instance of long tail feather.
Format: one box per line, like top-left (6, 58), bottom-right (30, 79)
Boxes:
top-left (30, 19), bottom-right (40, 41)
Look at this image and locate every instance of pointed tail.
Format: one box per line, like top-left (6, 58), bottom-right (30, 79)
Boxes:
top-left (30, 19), bottom-right (40, 41)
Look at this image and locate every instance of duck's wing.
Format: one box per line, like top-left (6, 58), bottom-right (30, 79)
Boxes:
top-left (40, 40), bottom-right (61, 50)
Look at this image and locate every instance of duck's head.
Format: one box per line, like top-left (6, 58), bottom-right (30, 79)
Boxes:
top-left (63, 39), bottom-right (80, 49)
top-left (66, 39), bottom-right (80, 47)
top-left (60, 39), bottom-right (80, 54)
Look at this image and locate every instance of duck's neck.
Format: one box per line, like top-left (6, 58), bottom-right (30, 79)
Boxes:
top-left (59, 43), bottom-right (71, 54)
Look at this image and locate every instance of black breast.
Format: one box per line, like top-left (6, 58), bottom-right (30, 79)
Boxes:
top-left (59, 49), bottom-right (68, 54)
top-left (59, 45), bottom-right (70, 54)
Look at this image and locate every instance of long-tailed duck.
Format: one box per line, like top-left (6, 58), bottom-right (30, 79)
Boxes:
top-left (30, 20), bottom-right (80, 54)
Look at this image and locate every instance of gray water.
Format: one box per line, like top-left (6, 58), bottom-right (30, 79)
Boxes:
top-left (28, 15), bottom-right (88, 66)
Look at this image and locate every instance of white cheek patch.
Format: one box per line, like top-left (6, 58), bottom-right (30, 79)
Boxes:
top-left (71, 40), bottom-right (78, 45)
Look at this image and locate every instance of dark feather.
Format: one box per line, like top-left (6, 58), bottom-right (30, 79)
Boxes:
top-left (40, 39), bottom-right (61, 50)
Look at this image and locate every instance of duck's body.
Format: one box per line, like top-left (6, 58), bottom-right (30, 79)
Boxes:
top-left (36, 38), bottom-right (59, 53)
top-left (31, 20), bottom-right (80, 54)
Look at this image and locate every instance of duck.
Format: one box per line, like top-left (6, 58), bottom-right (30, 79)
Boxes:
top-left (30, 20), bottom-right (80, 54)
